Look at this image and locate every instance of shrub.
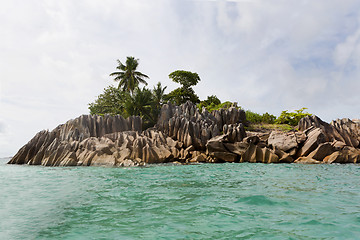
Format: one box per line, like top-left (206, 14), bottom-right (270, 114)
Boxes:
top-left (197, 99), bottom-right (240, 113)
top-left (275, 108), bottom-right (311, 126)
top-left (246, 110), bottom-right (276, 124)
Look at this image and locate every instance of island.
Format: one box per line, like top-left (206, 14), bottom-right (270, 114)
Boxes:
top-left (8, 57), bottom-right (360, 166)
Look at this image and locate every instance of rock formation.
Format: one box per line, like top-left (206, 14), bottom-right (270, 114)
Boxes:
top-left (9, 115), bottom-right (144, 166)
top-left (156, 101), bottom-right (246, 149)
top-left (8, 101), bottom-right (360, 166)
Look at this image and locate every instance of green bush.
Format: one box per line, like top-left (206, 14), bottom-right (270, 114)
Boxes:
top-left (197, 95), bottom-right (221, 111)
top-left (275, 108), bottom-right (311, 126)
top-left (88, 86), bottom-right (126, 116)
top-left (197, 98), bottom-right (240, 113)
top-left (88, 85), bottom-right (167, 129)
top-left (246, 110), bottom-right (276, 124)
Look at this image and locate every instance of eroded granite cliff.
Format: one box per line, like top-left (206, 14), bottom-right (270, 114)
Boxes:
top-left (8, 102), bottom-right (360, 166)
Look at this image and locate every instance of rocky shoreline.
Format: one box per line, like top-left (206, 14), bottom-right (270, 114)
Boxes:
top-left (8, 101), bottom-right (360, 166)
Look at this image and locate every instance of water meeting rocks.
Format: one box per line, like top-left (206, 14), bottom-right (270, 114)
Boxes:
top-left (8, 101), bottom-right (360, 166)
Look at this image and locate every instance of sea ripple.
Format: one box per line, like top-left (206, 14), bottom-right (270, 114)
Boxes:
top-left (1, 158), bottom-right (359, 239)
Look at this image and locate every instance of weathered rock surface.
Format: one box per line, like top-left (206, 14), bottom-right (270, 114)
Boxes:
top-left (323, 147), bottom-right (360, 164)
top-left (297, 127), bottom-right (326, 157)
top-left (298, 116), bottom-right (360, 148)
top-left (268, 131), bottom-right (299, 152)
top-left (294, 116), bottom-right (360, 163)
top-left (240, 144), bottom-right (279, 163)
top-left (206, 134), bottom-right (282, 163)
top-left (8, 115), bottom-right (178, 166)
top-left (307, 143), bottom-right (335, 161)
top-left (156, 101), bottom-right (246, 149)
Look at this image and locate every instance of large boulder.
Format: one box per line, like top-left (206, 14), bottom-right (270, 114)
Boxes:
top-left (206, 135), bottom-right (229, 153)
top-left (268, 131), bottom-right (298, 152)
top-left (212, 152), bottom-right (238, 162)
top-left (323, 147), bottom-right (360, 164)
top-left (223, 142), bottom-right (249, 156)
top-left (206, 135), bottom-right (281, 164)
top-left (244, 131), bottom-right (270, 148)
top-left (306, 142), bottom-right (335, 161)
top-left (240, 144), bottom-right (279, 163)
top-left (297, 127), bottom-right (326, 157)
top-left (272, 148), bottom-right (294, 163)
top-left (293, 142), bottom-right (335, 164)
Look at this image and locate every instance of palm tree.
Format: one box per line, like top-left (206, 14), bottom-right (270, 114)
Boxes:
top-left (110, 57), bottom-right (149, 94)
top-left (152, 82), bottom-right (167, 109)
top-left (124, 87), bottom-right (155, 128)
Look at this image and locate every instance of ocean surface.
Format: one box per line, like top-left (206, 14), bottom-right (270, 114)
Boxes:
top-left (0, 157), bottom-right (360, 240)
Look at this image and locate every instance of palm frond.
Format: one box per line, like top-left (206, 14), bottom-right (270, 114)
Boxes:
top-left (134, 71), bottom-right (149, 79)
top-left (109, 71), bottom-right (121, 76)
top-left (136, 77), bottom-right (148, 85)
top-left (110, 57), bottom-right (149, 94)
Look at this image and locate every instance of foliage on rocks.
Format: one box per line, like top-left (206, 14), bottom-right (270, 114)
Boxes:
top-left (197, 96), bottom-right (241, 113)
top-left (245, 111), bottom-right (276, 124)
top-left (275, 108), bottom-right (312, 126)
top-left (91, 56), bottom-right (312, 131)
top-left (88, 86), bottom-right (126, 116)
top-left (89, 83), bottom-right (168, 129)
top-left (197, 95), bottom-right (221, 112)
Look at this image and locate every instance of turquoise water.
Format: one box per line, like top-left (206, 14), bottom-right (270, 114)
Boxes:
top-left (1, 157), bottom-right (360, 239)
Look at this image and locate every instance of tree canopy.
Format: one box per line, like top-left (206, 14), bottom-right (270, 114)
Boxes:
top-left (90, 57), bottom-right (312, 130)
top-left (168, 70), bottom-right (200, 88)
top-left (109, 57), bottom-right (149, 94)
top-left (275, 108), bottom-right (312, 126)
top-left (88, 82), bottom-right (168, 129)
top-left (165, 70), bottom-right (201, 105)
top-left (88, 86), bottom-right (126, 115)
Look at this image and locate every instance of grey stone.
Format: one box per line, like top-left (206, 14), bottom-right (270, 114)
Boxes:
top-left (268, 131), bottom-right (298, 152)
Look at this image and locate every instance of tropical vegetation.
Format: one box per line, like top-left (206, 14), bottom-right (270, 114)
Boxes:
top-left (275, 108), bottom-right (312, 126)
top-left (89, 56), bottom-right (312, 129)
top-left (164, 70), bottom-right (200, 105)
top-left (109, 57), bottom-right (149, 93)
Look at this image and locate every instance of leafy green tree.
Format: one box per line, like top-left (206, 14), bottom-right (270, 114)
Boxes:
top-left (262, 112), bottom-right (277, 124)
top-left (197, 95), bottom-right (221, 111)
top-left (89, 85), bottom-right (163, 129)
top-left (88, 86), bottom-right (126, 115)
top-left (275, 108), bottom-right (311, 126)
top-left (168, 70), bottom-right (200, 88)
top-left (165, 87), bottom-right (200, 105)
top-left (165, 70), bottom-right (200, 105)
top-left (109, 57), bottom-right (149, 94)
top-left (246, 110), bottom-right (276, 124)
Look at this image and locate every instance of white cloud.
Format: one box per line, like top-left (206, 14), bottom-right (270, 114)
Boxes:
top-left (1, 0), bottom-right (360, 156)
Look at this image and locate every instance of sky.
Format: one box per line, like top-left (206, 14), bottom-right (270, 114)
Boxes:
top-left (1, 0), bottom-right (360, 157)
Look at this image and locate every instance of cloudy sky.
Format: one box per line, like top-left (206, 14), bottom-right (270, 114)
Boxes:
top-left (1, 0), bottom-right (360, 157)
